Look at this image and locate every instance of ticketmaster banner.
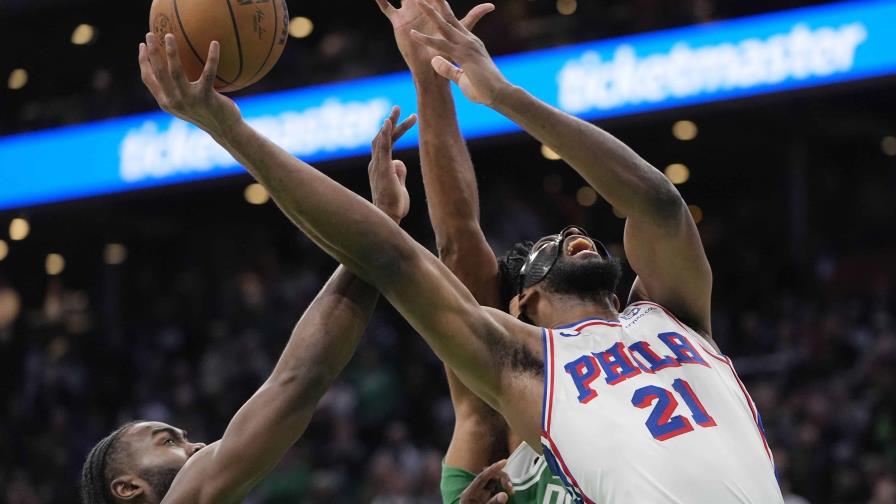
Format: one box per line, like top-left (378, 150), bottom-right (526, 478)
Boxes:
top-left (1, 0), bottom-right (895, 210)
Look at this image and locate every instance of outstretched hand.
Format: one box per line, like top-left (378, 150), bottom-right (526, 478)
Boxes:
top-left (408, 0), bottom-right (510, 105)
top-left (375, 0), bottom-right (494, 74)
top-left (138, 32), bottom-right (242, 137)
top-left (460, 459), bottom-right (515, 504)
top-left (369, 106), bottom-right (417, 223)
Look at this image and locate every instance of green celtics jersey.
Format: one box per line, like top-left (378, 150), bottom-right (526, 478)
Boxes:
top-left (441, 443), bottom-right (571, 504)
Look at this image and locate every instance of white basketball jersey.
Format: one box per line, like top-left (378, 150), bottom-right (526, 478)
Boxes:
top-left (540, 301), bottom-right (784, 504)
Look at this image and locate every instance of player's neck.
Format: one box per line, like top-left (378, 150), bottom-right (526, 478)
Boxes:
top-left (535, 294), bottom-right (618, 328)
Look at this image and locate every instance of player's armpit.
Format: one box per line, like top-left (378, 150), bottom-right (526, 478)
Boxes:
top-left (624, 207), bottom-right (714, 344)
top-left (377, 248), bottom-right (544, 447)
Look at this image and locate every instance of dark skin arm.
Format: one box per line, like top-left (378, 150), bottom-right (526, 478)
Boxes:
top-left (139, 32), bottom-right (545, 462)
top-left (171, 267), bottom-right (378, 503)
top-left (140, 34), bottom-right (416, 503)
top-left (376, 0), bottom-right (508, 472)
top-left (411, 0), bottom-right (714, 343)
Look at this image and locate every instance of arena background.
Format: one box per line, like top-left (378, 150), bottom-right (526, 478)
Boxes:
top-left (2, 0), bottom-right (896, 502)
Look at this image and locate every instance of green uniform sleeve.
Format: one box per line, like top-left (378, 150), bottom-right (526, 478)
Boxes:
top-left (441, 464), bottom-right (477, 504)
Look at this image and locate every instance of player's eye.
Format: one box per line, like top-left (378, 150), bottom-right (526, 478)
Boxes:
top-left (164, 438), bottom-right (176, 446)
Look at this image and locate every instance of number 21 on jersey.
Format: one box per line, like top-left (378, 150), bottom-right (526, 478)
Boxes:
top-left (631, 378), bottom-right (717, 441)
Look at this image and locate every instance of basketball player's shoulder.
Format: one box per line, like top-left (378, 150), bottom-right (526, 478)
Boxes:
top-left (618, 300), bottom-right (671, 327)
top-left (161, 440), bottom-right (224, 504)
top-left (622, 299), bottom-right (720, 351)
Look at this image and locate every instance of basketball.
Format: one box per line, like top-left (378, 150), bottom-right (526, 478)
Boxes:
top-left (149, 0), bottom-right (289, 92)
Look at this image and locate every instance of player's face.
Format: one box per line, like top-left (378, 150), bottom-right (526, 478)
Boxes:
top-left (518, 226), bottom-right (622, 311)
top-left (120, 421), bottom-right (206, 501)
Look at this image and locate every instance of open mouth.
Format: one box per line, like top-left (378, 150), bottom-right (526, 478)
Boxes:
top-left (566, 237), bottom-right (596, 257)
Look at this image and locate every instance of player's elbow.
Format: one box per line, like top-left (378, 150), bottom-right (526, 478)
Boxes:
top-left (357, 238), bottom-right (416, 289)
top-left (435, 223), bottom-right (482, 262)
top-left (647, 181), bottom-right (688, 224)
top-left (437, 241), bottom-right (465, 273)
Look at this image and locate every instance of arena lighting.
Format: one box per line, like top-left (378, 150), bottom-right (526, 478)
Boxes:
top-left (288, 17), bottom-right (314, 39)
top-left (664, 163), bottom-right (690, 184)
top-left (0, 239), bottom-right (8, 261)
top-left (576, 186), bottom-right (598, 207)
top-left (672, 120), bottom-right (698, 141)
top-left (103, 243), bottom-right (128, 265)
top-left (557, 0), bottom-right (577, 16)
top-left (2, 0), bottom-right (896, 212)
top-left (71, 24), bottom-right (96, 45)
top-left (45, 253), bottom-right (65, 276)
top-left (244, 183), bottom-right (271, 205)
top-left (9, 218), bottom-right (29, 241)
top-left (7, 69), bottom-right (27, 90)
top-left (688, 204), bottom-right (704, 224)
top-left (882, 136), bottom-right (896, 156)
top-left (541, 145), bottom-right (562, 160)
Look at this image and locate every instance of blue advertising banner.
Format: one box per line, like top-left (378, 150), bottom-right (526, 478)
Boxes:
top-left (1, 0), bottom-right (895, 211)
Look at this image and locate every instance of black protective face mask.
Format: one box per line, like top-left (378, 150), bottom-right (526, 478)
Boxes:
top-left (517, 225), bottom-right (610, 297)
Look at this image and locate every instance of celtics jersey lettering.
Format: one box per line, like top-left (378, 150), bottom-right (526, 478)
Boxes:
top-left (505, 443), bottom-right (568, 504)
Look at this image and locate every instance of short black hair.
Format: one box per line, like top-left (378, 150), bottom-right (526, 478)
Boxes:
top-left (80, 421), bottom-right (140, 504)
top-left (497, 240), bottom-right (534, 310)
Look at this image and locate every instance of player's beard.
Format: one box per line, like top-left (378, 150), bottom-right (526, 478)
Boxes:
top-left (138, 464), bottom-right (181, 501)
top-left (542, 253), bottom-right (623, 301)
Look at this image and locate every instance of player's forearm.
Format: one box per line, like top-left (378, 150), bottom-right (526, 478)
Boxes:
top-left (206, 268), bottom-right (378, 501)
top-left (416, 78), bottom-right (501, 300)
top-left (266, 265), bottom-right (378, 397)
top-left (211, 119), bottom-right (409, 287)
top-left (492, 85), bottom-right (685, 221)
top-left (211, 119), bottom-right (505, 407)
top-left (416, 82), bottom-right (508, 469)
top-left (416, 76), bottom-right (483, 244)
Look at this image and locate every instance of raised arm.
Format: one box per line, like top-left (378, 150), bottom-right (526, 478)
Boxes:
top-left (376, 0), bottom-right (498, 290)
top-left (376, 0), bottom-right (509, 474)
top-left (410, 0), bottom-right (713, 341)
top-left (181, 267), bottom-right (376, 502)
top-left (138, 33), bottom-right (544, 448)
top-left (147, 52), bottom-right (414, 503)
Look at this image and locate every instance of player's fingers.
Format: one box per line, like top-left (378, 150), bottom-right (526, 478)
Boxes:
top-left (392, 160), bottom-right (407, 186)
top-left (374, 0), bottom-right (396, 16)
top-left (486, 493), bottom-right (509, 504)
top-left (392, 114), bottom-right (417, 142)
top-left (431, 56), bottom-right (464, 83)
top-left (200, 41), bottom-right (221, 91)
top-left (145, 32), bottom-right (170, 75)
top-left (417, 0), bottom-right (464, 41)
top-left (410, 30), bottom-right (454, 54)
top-left (138, 43), bottom-right (165, 99)
top-left (376, 118), bottom-right (394, 157)
top-left (460, 3), bottom-right (495, 31)
top-left (433, 0), bottom-right (468, 32)
top-left (163, 34), bottom-right (188, 89)
top-left (371, 119), bottom-right (385, 155)
top-left (427, 0), bottom-right (458, 23)
top-left (500, 473), bottom-right (514, 495)
top-left (473, 460), bottom-right (508, 484)
top-left (145, 33), bottom-right (177, 95)
top-left (388, 105), bottom-right (401, 128)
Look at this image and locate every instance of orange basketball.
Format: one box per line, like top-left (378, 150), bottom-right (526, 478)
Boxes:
top-left (149, 0), bottom-right (288, 92)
